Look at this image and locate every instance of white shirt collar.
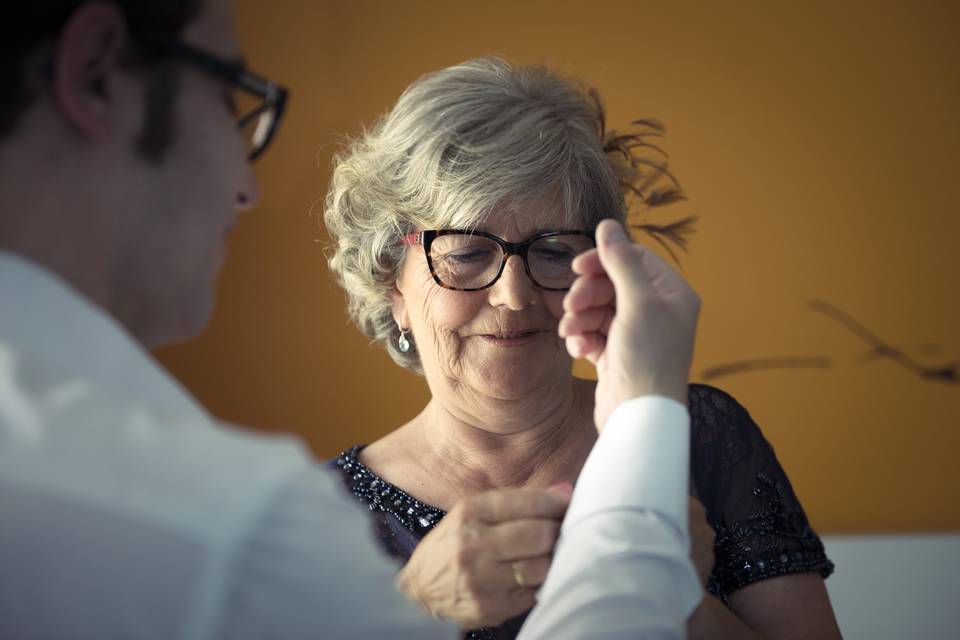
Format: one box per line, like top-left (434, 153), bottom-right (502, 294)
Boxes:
top-left (0, 250), bottom-right (207, 418)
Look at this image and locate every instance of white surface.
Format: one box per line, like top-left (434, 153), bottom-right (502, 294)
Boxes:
top-left (822, 533), bottom-right (960, 640)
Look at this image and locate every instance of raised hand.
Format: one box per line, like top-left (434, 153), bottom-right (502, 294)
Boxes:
top-left (559, 219), bottom-right (701, 430)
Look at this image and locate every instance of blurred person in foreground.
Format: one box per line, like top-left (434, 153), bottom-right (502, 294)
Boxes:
top-left (325, 57), bottom-right (841, 639)
top-left (1, 1), bottom-right (705, 638)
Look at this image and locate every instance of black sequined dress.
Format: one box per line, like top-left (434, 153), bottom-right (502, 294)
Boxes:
top-left (329, 384), bottom-right (834, 640)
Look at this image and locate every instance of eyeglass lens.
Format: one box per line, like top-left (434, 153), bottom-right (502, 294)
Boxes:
top-left (235, 91), bottom-right (277, 158)
top-left (429, 233), bottom-right (595, 290)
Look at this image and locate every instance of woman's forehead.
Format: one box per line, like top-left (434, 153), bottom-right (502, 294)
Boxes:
top-left (470, 197), bottom-right (586, 235)
top-left (474, 215), bottom-right (561, 238)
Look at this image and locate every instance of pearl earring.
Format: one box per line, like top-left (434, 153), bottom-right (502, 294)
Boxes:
top-left (398, 324), bottom-right (411, 353)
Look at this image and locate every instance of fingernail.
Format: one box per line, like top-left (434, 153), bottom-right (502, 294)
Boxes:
top-left (548, 481), bottom-right (574, 496)
top-left (600, 220), bottom-right (628, 246)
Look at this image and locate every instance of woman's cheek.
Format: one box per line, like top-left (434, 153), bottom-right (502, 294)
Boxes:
top-left (414, 290), bottom-right (466, 360)
top-left (426, 288), bottom-right (485, 330)
top-left (543, 292), bottom-right (565, 322)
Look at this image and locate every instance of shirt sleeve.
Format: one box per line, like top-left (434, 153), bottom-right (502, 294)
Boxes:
top-left (518, 396), bottom-right (704, 640)
top-left (214, 466), bottom-right (458, 640)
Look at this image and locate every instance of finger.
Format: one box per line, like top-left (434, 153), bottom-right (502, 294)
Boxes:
top-left (562, 273), bottom-right (615, 314)
top-left (482, 556), bottom-right (552, 591)
top-left (565, 333), bottom-right (605, 363)
top-left (571, 247), bottom-right (602, 275)
top-left (594, 219), bottom-right (694, 308)
top-left (456, 583), bottom-right (537, 628)
top-left (508, 556), bottom-right (553, 588)
top-left (501, 587), bottom-right (539, 620)
top-left (466, 487), bottom-right (570, 524)
top-left (558, 307), bottom-right (613, 339)
top-left (593, 220), bottom-right (648, 300)
top-left (548, 481), bottom-right (574, 497)
top-left (488, 519), bottom-right (560, 560)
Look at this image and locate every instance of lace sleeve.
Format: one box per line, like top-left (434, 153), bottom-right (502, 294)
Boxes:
top-left (688, 384), bottom-right (835, 602)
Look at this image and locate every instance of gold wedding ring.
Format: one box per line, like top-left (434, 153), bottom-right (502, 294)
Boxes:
top-left (511, 561), bottom-right (526, 587)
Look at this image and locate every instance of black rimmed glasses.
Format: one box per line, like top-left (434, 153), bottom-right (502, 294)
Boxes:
top-left (402, 230), bottom-right (596, 291)
top-left (140, 33), bottom-right (288, 161)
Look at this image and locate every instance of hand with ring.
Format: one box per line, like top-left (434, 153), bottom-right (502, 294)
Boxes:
top-left (395, 485), bottom-right (572, 628)
top-left (511, 561), bottom-right (527, 587)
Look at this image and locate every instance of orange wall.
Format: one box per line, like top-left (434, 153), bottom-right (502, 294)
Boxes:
top-left (156, 0), bottom-right (960, 533)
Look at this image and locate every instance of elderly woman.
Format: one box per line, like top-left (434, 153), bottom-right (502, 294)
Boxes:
top-left (324, 57), bottom-right (840, 640)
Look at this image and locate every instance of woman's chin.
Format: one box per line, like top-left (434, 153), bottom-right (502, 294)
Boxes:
top-left (452, 340), bottom-right (572, 400)
top-left (469, 363), bottom-right (562, 401)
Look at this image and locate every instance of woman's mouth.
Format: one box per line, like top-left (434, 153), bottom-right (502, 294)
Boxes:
top-left (478, 331), bottom-right (542, 347)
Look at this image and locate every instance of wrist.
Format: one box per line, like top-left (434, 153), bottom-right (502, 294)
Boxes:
top-left (394, 565), bottom-right (418, 602)
top-left (395, 566), bottom-right (438, 620)
top-left (624, 376), bottom-right (689, 406)
top-left (602, 394), bottom-right (690, 436)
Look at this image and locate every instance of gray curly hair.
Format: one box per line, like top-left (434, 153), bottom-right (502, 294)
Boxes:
top-left (323, 56), bottom-right (693, 372)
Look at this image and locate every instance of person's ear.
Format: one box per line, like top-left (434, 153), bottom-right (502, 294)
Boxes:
top-left (391, 285), bottom-right (410, 330)
top-left (53, 2), bottom-right (130, 141)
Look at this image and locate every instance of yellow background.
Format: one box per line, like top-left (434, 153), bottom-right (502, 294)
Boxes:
top-left (156, 0), bottom-right (960, 533)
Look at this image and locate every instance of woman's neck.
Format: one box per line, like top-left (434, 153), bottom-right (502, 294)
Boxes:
top-left (407, 377), bottom-right (597, 506)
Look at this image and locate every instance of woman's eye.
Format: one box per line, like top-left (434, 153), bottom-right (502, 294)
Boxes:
top-left (532, 247), bottom-right (575, 263)
top-left (445, 250), bottom-right (493, 264)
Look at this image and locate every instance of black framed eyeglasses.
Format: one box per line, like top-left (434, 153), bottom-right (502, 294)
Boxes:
top-left (140, 33), bottom-right (288, 161)
top-left (402, 230), bottom-right (596, 291)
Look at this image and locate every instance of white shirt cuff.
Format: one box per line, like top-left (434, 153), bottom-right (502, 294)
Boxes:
top-left (564, 395), bottom-right (691, 536)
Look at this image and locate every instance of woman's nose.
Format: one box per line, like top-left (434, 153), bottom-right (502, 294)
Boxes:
top-left (487, 255), bottom-right (537, 310)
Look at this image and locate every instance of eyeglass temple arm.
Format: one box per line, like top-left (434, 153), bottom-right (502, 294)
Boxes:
top-left (237, 74), bottom-right (282, 100)
top-left (142, 32), bottom-right (284, 103)
top-left (400, 232), bottom-right (423, 246)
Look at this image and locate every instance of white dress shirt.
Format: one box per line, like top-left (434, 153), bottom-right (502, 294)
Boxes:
top-left (0, 250), bottom-right (701, 639)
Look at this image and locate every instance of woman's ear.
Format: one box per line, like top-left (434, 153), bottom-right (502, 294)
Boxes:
top-left (390, 285), bottom-right (410, 329)
top-left (53, 2), bottom-right (130, 141)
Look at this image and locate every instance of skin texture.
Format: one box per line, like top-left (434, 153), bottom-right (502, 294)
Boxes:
top-left (375, 220), bottom-right (842, 638)
top-left (0, 2), bottom-right (841, 634)
top-left (568, 223), bottom-right (842, 640)
top-left (689, 497), bottom-right (717, 586)
top-left (394, 213), bottom-right (576, 427)
top-left (381, 210), bottom-right (599, 626)
top-left (0, 0), bottom-right (258, 348)
top-left (559, 221), bottom-right (700, 420)
top-left (395, 484), bottom-right (572, 628)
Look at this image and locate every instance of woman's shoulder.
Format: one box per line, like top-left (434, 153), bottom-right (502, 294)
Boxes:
top-left (686, 383), bottom-right (763, 444)
top-left (684, 383), bottom-right (771, 506)
top-left (687, 383), bottom-right (748, 421)
top-left (684, 384), bottom-right (835, 598)
top-left (327, 433), bottom-right (413, 486)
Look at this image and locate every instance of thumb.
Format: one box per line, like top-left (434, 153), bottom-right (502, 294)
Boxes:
top-left (595, 219), bottom-right (653, 302)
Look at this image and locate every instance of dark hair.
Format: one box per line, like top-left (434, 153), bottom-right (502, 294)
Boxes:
top-left (0, 0), bottom-right (204, 160)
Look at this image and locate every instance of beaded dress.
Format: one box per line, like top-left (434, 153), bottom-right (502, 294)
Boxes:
top-left (330, 384), bottom-right (834, 640)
